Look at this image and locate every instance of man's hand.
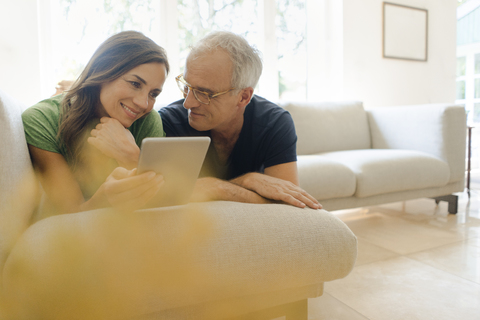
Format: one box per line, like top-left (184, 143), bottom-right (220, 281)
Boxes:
top-left (87, 117), bottom-right (140, 169)
top-left (231, 172), bottom-right (322, 209)
top-left (95, 167), bottom-right (164, 212)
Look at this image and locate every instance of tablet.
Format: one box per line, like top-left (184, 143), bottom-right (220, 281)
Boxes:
top-left (137, 136), bottom-right (211, 208)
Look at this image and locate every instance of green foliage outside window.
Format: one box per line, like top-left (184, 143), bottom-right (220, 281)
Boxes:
top-left (475, 54), bottom-right (480, 75)
top-left (53, 0), bottom-right (308, 99)
top-left (276, 0), bottom-right (306, 99)
top-left (177, 0), bottom-right (257, 68)
top-left (474, 103), bottom-right (480, 123)
top-left (457, 57), bottom-right (466, 77)
top-left (56, 0), bottom-right (158, 83)
top-left (475, 78), bottom-right (480, 99)
top-left (457, 81), bottom-right (466, 100)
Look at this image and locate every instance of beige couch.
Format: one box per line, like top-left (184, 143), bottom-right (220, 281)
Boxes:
top-left (0, 89), bottom-right (357, 319)
top-left (282, 101), bottom-right (466, 213)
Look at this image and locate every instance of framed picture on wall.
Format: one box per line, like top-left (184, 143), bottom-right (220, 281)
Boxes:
top-left (383, 2), bottom-right (428, 62)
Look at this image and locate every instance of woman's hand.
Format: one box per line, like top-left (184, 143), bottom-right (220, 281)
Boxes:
top-left (87, 117), bottom-right (140, 169)
top-left (88, 167), bottom-right (164, 212)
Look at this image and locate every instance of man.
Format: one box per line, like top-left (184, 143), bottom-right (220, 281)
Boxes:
top-left (160, 31), bottom-right (321, 209)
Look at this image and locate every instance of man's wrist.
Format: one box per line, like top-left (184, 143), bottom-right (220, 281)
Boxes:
top-left (230, 172), bottom-right (257, 190)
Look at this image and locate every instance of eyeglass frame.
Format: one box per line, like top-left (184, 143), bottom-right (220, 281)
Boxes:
top-left (175, 73), bottom-right (236, 105)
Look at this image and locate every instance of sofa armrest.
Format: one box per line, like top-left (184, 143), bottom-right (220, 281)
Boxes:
top-left (367, 104), bottom-right (467, 183)
top-left (2, 202), bottom-right (357, 320)
top-left (0, 89), bottom-right (38, 279)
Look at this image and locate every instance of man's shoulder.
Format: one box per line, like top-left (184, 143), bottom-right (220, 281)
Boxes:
top-left (249, 95), bottom-right (282, 110)
top-left (158, 99), bottom-right (200, 137)
top-left (247, 95), bottom-right (293, 126)
top-left (158, 99), bottom-right (187, 123)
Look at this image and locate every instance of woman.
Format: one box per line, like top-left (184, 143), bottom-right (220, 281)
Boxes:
top-left (22, 31), bottom-right (168, 218)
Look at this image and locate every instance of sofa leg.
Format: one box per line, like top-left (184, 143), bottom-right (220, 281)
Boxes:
top-left (228, 299), bottom-right (308, 320)
top-left (433, 195), bottom-right (458, 214)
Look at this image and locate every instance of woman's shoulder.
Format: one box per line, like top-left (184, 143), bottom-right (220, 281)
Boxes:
top-left (22, 94), bottom-right (64, 123)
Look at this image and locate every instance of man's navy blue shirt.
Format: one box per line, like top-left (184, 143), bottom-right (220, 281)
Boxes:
top-left (159, 95), bottom-right (297, 180)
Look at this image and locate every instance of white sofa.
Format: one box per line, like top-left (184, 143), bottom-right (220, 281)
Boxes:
top-left (0, 89), bottom-right (357, 319)
top-left (281, 101), bottom-right (466, 213)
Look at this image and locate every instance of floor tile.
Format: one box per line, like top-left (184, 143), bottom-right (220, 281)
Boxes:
top-left (354, 237), bottom-right (399, 266)
top-left (308, 293), bottom-right (369, 320)
top-left (371, 198), bottom-right (448, 217)
top-left (370, 196), bottom-right (480, 240)
top-left (407, 237), bottom-right (480, 284)
top-left (324, 256), bottom-right (480, 320)
top-left (342, 212), bottom-right (464, 255)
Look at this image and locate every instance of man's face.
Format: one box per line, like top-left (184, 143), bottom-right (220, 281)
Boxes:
top-left (182, 50), bottom-right (242, 133)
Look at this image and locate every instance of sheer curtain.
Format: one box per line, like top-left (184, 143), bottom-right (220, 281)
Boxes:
top-left (37, 0), bottom-right (333, 106)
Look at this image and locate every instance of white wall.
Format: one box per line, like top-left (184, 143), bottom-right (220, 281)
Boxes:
top-left (0, 0), bottom-right (43, 107)
top-left (341, 0), bottom-right (457, 108)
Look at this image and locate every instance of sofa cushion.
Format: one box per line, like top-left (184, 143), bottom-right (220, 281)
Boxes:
top-left (367, 104), bottom-right (466, 184)
top-left (297, 155), bottom-right (356, 200)
top-left (281, 101), bottom-right (371, 155)
top-left (0, 89), bottom-right (37, 277)
top-left (319, 149), bottom-right (450, 198)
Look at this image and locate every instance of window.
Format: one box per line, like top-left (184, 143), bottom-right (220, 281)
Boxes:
top-left (455, 54), bottom-right (480, 124)
top-left (456, 56), bottom-right (467, 102)
top-left (457, 81), bottom-right (466, 100)
top-left (476, 53), bottom-right (480, 75)
top-left (475, 103), bottom-right (480, 123)
top-left (177, 0), bottom-right (259, 62)
top-left (40, 0), bottom-right (312, 105)
top-left (276, 0), bottom-right (307, 101)
top-left (49, 0), bottom-right (161, 85)
top-left (476, 79), bottom-right (480, 99)
top-left (457, 56), bottom-right (466, 77)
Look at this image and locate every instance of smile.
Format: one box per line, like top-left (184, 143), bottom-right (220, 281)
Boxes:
top-left (121, 103), bottom-right (139, 118)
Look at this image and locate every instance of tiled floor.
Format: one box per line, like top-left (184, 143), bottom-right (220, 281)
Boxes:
top-left (308, 188), bottom-right (480, 320)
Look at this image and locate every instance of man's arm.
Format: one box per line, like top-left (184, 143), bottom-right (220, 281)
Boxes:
top-left (190, 162), bottom-right (321, 209)
top-left (190, 177), bottom-right (271, 204)
top-left (230, 162), bottom-right (322, 209)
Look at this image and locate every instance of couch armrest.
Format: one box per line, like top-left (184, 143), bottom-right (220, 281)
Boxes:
top-left (2, 202), bottom-right (357, 320)
top-left (0, 89), bottom-right (37, 279)
top-left (367, 104), bottom-right (467, 183)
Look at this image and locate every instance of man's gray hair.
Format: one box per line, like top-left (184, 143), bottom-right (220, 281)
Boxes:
top-left (188, 31), bottom-right (263, 90)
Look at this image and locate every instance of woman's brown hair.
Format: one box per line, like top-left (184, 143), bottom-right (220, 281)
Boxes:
top-left (58, 31), bottom-right (169, 162)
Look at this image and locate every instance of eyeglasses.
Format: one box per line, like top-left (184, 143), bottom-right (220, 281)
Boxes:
top-left (175, 73), bottom-right (235, 105)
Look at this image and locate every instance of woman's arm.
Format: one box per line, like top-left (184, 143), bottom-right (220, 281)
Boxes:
top-left (28, 145), bottom-right (163, 214)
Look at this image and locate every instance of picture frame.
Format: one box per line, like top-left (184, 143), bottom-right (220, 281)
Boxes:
top-left (382, 2), bottom-right (428, 62)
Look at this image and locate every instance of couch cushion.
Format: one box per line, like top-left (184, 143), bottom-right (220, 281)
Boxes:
top-left (0, 89), bottom-right (37, 277)
top-left (367, 104), bottom-right (466, 184)
top-left (280, 101), bottom-right (371, 155)
top-left (297, 155), bottom-right (356, 200)
top-left (319, 149), bottom-right (450, 198)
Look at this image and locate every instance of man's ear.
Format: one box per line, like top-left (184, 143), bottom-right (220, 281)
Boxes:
top-left (237, 87), bottom-right (254, 108)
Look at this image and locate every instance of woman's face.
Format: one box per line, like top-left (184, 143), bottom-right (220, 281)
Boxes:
top-left (98, 62), bottom-right (167, 128)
